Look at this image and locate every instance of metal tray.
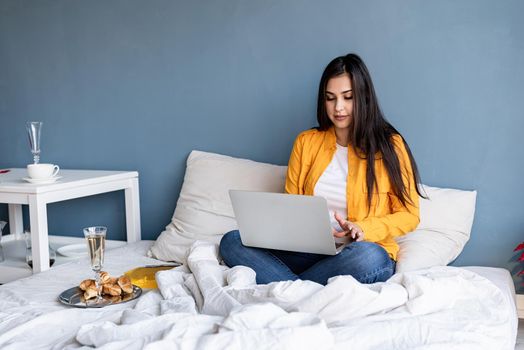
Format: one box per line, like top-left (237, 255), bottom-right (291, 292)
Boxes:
top-left (58, 285), bottom-right (142, 308)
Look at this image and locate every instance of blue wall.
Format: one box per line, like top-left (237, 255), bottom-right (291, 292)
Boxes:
top-left (1, 1), bottom-right (523, 288)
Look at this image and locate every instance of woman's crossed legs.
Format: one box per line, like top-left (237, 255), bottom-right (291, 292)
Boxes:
top-left (219, 230), bottom-right (395, 285)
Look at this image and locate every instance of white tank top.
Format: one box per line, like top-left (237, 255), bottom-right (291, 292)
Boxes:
top-left (313, 144), bottom-right (348, 231)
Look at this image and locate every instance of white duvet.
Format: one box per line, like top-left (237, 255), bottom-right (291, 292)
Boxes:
top-left (0, 241), bottom-right (515, 349)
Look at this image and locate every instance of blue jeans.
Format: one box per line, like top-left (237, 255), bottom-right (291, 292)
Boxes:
top-left (219, 230), bottom-right (395, 285)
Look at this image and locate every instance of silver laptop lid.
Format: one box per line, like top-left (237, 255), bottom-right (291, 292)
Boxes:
top-left (229, 190), bottom-right (343, 255)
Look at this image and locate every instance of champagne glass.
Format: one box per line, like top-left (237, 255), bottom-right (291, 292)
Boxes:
top-left (26, 121), bottom-right (43, 164)
top-left (83, 226), bottom-right (107, 301)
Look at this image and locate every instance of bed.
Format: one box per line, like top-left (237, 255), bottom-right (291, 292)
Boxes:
top-left (0, 240), bottom-right (517, 349)
top-left (0, 150), bottom-right (518, 349)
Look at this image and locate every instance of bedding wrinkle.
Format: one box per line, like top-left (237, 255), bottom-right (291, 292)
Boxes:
top-left (0, 240), bottom-right (515, 350)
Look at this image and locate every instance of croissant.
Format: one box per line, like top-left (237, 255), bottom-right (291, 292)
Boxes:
top-left (83, 285), bottom-right (98, 300)
top-left (79, 279), bottom-right (95, 291)
top-left (102, 283), bottom-right (122, 296)
top-left (99, 271), bottom-right (112, 285)
top-left (117, 275), bottom-right (133, 294)
top-left (108, 277), bottom-right (119, 285)
top-left (80, 272), bottom-right (134, 300)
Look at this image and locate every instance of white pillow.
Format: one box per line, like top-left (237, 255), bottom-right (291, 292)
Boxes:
top-left (149, 151), bottom-right (477, 272)
top-left (148, 150), bottom-right (287, 262)
top-left (395, 185), bottom-right (477, 273)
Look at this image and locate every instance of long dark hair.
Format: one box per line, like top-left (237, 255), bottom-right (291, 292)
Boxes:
top-left (317, 53), bottom-right (424, 208)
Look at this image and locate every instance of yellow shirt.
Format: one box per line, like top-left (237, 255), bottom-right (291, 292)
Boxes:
top-left (285, 127), bottom-right (420, 260)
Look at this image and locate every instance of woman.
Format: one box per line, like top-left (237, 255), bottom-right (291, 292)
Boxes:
top-left (220, 53), bottom-right (423, 285)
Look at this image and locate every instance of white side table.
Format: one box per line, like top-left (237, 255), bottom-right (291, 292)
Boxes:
top-left (0, 169), bottom-right (141, 273)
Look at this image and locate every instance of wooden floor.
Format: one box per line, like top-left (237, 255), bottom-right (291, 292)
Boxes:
top-left (516, 319), bottom-right (524, 349)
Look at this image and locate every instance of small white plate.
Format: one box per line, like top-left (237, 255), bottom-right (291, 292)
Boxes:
top-left (22, 176), bottom-right (63, 184)
top-left (56, 244), bottom-right (88, 257)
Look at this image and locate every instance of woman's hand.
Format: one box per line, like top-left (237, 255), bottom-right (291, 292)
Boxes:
top-left (332, 212), bottom-right (365, 241)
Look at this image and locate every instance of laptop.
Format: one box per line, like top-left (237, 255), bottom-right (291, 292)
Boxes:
top-left (229, 190), bottom-right (350, 255)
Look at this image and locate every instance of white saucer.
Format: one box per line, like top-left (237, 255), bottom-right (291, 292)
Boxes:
top-left (56, 244), bottom-right (88, 258)
top-left (22, 176), bottom-right (62, 184)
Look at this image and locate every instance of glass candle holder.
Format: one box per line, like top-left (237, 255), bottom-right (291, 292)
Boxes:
top-left (23, 230), bottom-right (56, 268)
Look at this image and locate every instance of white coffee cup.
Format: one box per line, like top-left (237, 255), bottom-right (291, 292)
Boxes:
top-left (27, 163), bottom-right (60, 179)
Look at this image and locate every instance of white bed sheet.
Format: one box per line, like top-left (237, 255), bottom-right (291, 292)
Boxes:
top-left (461, 265), bottom-right (518, 343)
top-left (0, 240), bottom-right (517, 349)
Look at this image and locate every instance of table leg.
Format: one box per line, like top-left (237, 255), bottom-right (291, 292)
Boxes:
top-left (124, 177), bottom-right (141, 242)
top-left (28, 195), bottom-right (50, 273)
top-left (8, 204), bottom-right (23, 236)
